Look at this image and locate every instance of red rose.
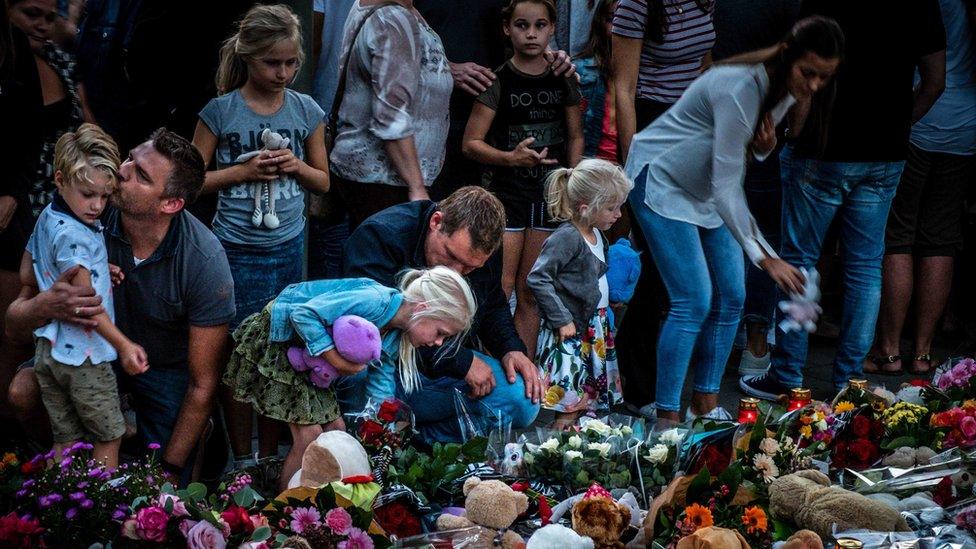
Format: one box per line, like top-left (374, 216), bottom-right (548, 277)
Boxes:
top-left (18, 461), bottom-right (38, 476)
top-left (852, 416), bottom-right (871, 438)
top-left (538, 496), bottom-right (552, 526)
top-left (848, 439), bottom-right (879, 469)
top-left (510, 482), bottom-right (529, 492)
top-left (342, 474), bottom-right (374, 484)
top-left (933, 476), bottom-right (955, 507)
top-left (358, 420), bottom-right (385, 446)
top-left (909, 379), bottom-right (931, 387)
top-left (221, 505), bottom-right (255, 534)
top-left (378, 400), bottom-right (401, 422)
top-left (376, 502), bottom-right (420, 538)
top-left (831, 440), bottom-right (848, 469)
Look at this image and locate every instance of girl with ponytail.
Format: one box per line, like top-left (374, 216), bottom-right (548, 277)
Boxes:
top-left (223, 266), bottom-right (476, 490)
top-left (527, 159), bottom-right (632, 426)
top-left (191, 4), bottom-right (330, 469)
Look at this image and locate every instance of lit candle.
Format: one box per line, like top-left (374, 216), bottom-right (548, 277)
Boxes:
top-left (738, 398), bottom-right (760, 424)
top-left (787, 388), bottom-right (811, 412)
top-left (848, 379), bottom-right (868, 391)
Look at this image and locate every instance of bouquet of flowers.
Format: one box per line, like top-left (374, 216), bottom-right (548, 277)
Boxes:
top-left (13, 442), bottom-right (165, 547)
top-left (930, 403), bottom-right (976, 450)
top-left (935, 358), bottom-right (976, 396)
top-left (639, 428), bottom-right (685, 493)
top-left (523, 418), bottom-right (638, 493)
top-left (880, 401), bottom-right (935, 450)
top-left (264, 480), bottom-right (390, 548)
top-left (118, 472), bottom-right (270, 547)
top-left (734, 411), bottom-right (818, 499)
top-left (831, 412), bottom-right (884, 470)
top-left (388, 437), bottom-right (489, 506)
top-left (350, 399), bottom-right (415, 489)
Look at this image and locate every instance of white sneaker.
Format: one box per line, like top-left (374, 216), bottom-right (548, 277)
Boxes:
top-left (738, 349), bottom-right (770, 377)
top-left (685, 406), bottom-right (733, 423)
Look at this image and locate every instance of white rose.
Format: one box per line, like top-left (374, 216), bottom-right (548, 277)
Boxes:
top-left (644, 444), bottom-right (669, 465)
top-left (584, 420), bottom-right (611, 436)
top-left (620, 425), bottom-right (634, 438)
top-left (567, 435), bottom-right (583, 449)
top-left (539, 438), bottom-right (560, 452)
top-left (523, 452), bottom-right (535, 465)
top-left (587, 442), bottom-right (611, 457)
top-left (564, 450), bottom-right (583, 461)
top-left (759, 438), bottom-right (780, 456)
top-left (659, 428), bottom-right (683, 447)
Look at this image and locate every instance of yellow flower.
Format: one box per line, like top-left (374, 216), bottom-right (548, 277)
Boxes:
top-left (594, 339), bottom-right (606, 359)
top-left (0, 452), bottom-right (15, 470)
top-left (834, 401), bottom-right (855, 414)
top-left (799, 425), bottom-right (813, 438)
top-left (544, 385), bottom-right (565, 408)
top-left (964, 399), bottom-right (976, 410)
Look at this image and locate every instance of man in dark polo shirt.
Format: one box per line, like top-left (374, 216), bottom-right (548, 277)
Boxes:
top-left (5, 129), bottom-right (234, 483)
top-left (337, 187), bottom-right (542, 442)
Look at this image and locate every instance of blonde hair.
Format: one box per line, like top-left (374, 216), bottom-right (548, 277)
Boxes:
top-left (54, 123), bottom-right (121, 190)
top-left (216, 4), bottom-right (304, 95)
top-left (397, 266), bottom-right (478, 394)
top-left (545, 158), bottom-right (633, 223)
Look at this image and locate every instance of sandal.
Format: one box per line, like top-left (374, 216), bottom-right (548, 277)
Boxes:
top-left (863, 353), bottom-right (903, 376)
top-left (909, 353), bottom-right (933, 375)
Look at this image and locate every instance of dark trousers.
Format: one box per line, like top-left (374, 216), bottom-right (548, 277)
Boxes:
top-left (335, 175), bottom-right (412, 232)
top-left (616, 98), bottom-right (672, 408)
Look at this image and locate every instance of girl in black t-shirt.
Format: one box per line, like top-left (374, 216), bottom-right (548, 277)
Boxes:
top-left (462, 0), bottom-right (583, 357)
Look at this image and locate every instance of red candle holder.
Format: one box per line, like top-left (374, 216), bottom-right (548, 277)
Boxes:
top-left (787, 388), bottom-right (811, 412)
top-left (738, 398), bottom-right (760, 424)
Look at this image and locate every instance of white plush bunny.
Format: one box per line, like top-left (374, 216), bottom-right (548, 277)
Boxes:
top-left (778, 267), bottom-right (822, 333)
top-left (234, 128), bottom-right (290, 229)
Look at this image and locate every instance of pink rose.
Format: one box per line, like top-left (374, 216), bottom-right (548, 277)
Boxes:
top-left (179, 519), bottom-right (197, 538)
top-left (159, 493), bottom-right (189, 517)
top-left (186, 520), bottom-right (227, 549)
top-left (325, 507), bottom-right (353, 535)
top-left (962, 416), bottom-right (976, 440)
top-left (250, 514), bottom-right (269, 530)
top-left (238, 543), bottom-right (272, 549)
top-left (135, 506), bottom-right (169, 542)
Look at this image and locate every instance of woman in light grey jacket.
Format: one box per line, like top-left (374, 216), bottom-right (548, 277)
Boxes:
top-left (528, 159), bottom-right (632, 427)
top-left (624, 17), bottom-right (844, 423)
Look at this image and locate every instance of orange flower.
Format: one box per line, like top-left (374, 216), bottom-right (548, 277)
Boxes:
top-left (800, 415), bottom-right (814, 425)
top-left (684, 503), bottom-right (714, 530)
top-left (742, 506), bottom-right (768, 534)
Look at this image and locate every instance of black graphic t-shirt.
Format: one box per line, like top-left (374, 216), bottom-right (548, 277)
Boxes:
top-left (477, 61), bottom-right (581, 202)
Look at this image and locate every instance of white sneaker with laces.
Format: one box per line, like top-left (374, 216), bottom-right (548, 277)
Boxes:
top-left (685, 406), bottom-right (733, 423)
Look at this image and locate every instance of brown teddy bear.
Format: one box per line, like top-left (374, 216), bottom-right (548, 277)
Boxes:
top-left (436, 477), bottom-right (528, 548)
top-left (571, 489), bottom-right (632, 549)
top-left (781, 530), bottom-right (823, 549)
top-left (674, 526), bottom-right (750, 548)
top-left (768, 470), bottom-right (909, 539)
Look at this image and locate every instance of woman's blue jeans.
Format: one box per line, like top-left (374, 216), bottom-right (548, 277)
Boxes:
top-left (629, 168), bottom-right (745, 412)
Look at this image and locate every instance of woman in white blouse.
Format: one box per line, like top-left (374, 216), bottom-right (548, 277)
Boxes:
top-left (624, 16), bottom-right (844, 423)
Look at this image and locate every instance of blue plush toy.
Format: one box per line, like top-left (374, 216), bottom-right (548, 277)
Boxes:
top-left (607, 238), bottom-right (641, 304)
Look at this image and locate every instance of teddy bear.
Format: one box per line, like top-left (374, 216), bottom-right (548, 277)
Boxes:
top-left (880, 446), bottom-right (936, 468)
top-left (286, 430), bottom-right (372, 489)
top-left (675, 526), bottom-right (749, 549)
top-left (768, 470), bottom-right (909, 539)
top-left (287, 315), bottom-right (381, 389)
top-left (435, 477), bottom-right (528, 549)
top-left (571, 484), bottom-right (632, 549)
top-left (607, 238), bottom-right (641, 304)
top-left (778, 267), bottom-right (822, 333)
top-left (527, 524), bottom-right (594, 549)
top-left (779, 530), bottom-right (823, 549)
top-left (234, 128), bottom-right (291, 229)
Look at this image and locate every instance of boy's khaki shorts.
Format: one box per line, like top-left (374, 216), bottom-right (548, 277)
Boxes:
top-left (34, 339), bottom-right (126, 443)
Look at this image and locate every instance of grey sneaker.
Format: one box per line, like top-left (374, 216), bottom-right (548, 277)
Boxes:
top-left (685, 406), bottom-right (733, 422)
top-left (738, 349), bottom-right (770, 377)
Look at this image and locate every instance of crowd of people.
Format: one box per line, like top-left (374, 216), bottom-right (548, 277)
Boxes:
top-left (0, 0), bottom-right (971, 492)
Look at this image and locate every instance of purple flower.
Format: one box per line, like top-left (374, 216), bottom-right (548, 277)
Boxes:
top-left (76, 481), bottom-right (89, 489)
top-left (338, 527), bottom-right (375, 549)
top-left (43, 450), bottom-right (55, 460)
top-left (21, 480), bottom-right (35, 489)
top-left (66, 508), bottom-right (78, 520)
top-left (60, 457), bottom-right (72, 469)
top-left (70, 491), bottom-right (86, 502)
top-left (148, 443), bottom-right (161, 451)
top-left (15, 489), bottom-right (28, 498)
top-left (80, 499), bottom-right (94, 510)
top-left (289, 507), bottom-right (321, 533)
top-left (112, 508), bottom-right (128, 521)
top-left (39, 494), bottom-right (63, 507)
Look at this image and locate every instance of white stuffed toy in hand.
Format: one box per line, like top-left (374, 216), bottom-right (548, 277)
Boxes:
top-left (235, 128), bottom-right (290, 230)
top-left (777, 267), bottom-right (822, 334)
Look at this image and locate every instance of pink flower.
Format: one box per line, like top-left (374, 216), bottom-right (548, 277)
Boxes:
top-left (179, 519), bottom-right (197, 538)
top-left (289, 507), bottom-right (321, 533)
top-left (186, 520), bottom-right (226, 549)
top-left (250, 514), bottom-right (269, 531)
top-left (121, 518), bottom-right (139, 540)
top-left (238, 543), bottom-right (272, 549)
top-left (325, 507), bottom-right (353, 535)
top-left (338, 527), bottom-right (375, 549)
top-left (135, 506), bottom-right (169, 542)
top-left (962, 416), bottom-right (976, 440)
top-left (159, 493), bottom-right (189, 517)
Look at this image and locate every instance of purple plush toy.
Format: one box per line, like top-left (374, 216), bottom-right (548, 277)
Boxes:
top-left (287, 315), bottom-right (382, 389)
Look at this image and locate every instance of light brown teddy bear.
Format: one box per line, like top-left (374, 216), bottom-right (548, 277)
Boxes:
top-left (675, 526), bottom-right (749, 548)
top-left (768, 470), bottom-right (909, 539)
top-left (572, 496), bottom-right (632, 549)
top-left (436, 477), bottom-right (528, 549)
top-left (781, 530), bottom-right (823, 549)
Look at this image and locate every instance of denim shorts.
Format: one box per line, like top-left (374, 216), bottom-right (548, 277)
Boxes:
top-left (222, 233), bottom-right (305, 328)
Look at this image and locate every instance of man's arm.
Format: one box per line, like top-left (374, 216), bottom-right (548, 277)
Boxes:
top-left (162, 324), bottom-right (227, 470)
top-left (912, 49), bottom-right (947, 123)
top-left (6, 258), bottom-right (102, 345)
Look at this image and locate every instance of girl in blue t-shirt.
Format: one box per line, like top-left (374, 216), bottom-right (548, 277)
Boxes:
top-left (191, 4), bottom-right (330, 468)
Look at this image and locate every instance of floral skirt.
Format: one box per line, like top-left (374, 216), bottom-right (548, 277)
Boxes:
top-left (537, 308), bottom-right (621, 413)
top-left (223, 304), bottom-right (340, 425)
